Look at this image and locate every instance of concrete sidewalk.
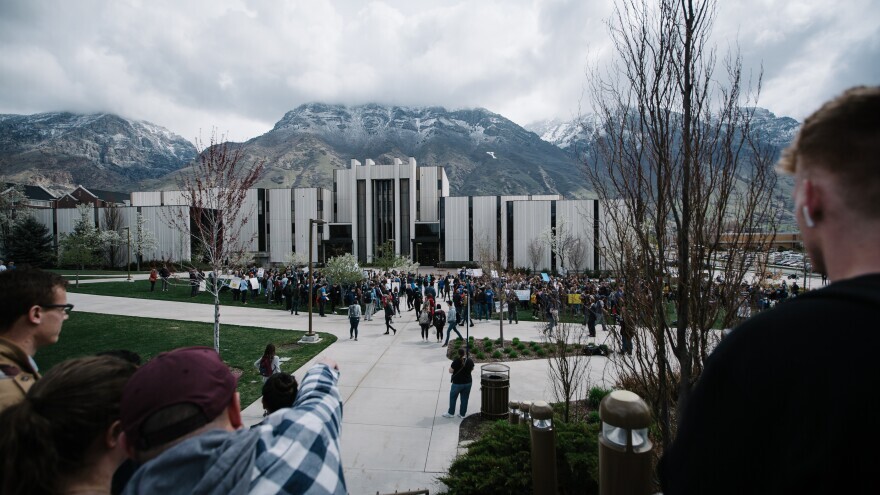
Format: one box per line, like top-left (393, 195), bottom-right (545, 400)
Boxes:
top-left (67, 292), bottom-right (618, 494)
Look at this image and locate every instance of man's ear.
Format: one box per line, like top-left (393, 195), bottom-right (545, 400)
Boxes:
top-left (228, 392), bottom-right (243, 429)
top-left (27, 305), bottom-right (43, 325)
top-left (105, 419), bottom-right (123, 448)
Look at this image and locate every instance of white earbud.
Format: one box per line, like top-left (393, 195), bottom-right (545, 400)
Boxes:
top-left (802, 205), bottom-right (815, 228)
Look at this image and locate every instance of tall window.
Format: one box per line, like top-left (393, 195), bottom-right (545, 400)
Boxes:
top-left (372, 180), bottom-right (395, 247)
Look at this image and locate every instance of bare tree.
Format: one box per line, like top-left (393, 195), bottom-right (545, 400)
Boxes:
top-left (569, 236), bottom-right (588, 274)
top-left (163, 131), bottom-right (265, 355)
top-left (101, 204), bottom-right (123, 268)
top-left (132, 212), bottom-right (158, 271)
top-left (527, 238), bottom-right (545, 273)
top-left (585, 0), bottom-right (780, 446)
top-left (545, 321), bottom-right (592, 423)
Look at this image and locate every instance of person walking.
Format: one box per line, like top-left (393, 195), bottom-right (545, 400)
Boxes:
top-left (418, 304), bottom-right (431, 341)
top-left (433, 304), bottom-right (447, 342)
top-left (442, 348), bottom-right (474, 419)
top-left (383, 297), bottom-right (397, 335)
top-left (347, 301), bottom-right (361, 340)
top-left (149, 266), bottom-right (158, 292)
top-left (364, 284), bottom-right (376, 321)
top-left (443, 302), bottom-right (463, 347)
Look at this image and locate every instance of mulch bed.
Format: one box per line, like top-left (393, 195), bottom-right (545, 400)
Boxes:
top-left (444, 338), bottom-right (555, 363)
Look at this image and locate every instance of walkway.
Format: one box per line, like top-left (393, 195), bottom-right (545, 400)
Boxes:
top-left (66, 291), bottom-right (617, 494)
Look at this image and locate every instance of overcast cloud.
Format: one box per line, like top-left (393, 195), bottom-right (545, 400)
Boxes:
top-left (0, 0), bottom-right (877, 143)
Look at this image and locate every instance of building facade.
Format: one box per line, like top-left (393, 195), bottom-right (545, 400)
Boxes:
top-left (19, 157), bottom-right (609, 272)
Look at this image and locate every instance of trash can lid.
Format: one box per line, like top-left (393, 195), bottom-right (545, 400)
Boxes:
top-left (481, 363), bottom-right (510, 373)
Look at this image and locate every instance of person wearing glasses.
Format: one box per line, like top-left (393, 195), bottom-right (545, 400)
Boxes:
top-left (0, 267), bottom-right (71, 412)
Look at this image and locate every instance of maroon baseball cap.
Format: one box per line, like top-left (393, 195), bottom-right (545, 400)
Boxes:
top-left (121, 346), bottom-right (237, 450)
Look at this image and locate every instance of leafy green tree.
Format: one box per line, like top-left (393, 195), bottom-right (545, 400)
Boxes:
top-left (323, 253), bottom-right (363, 289)
top-left (59, 205), bottom-right (104, 286)
top-left (5, 216), bottom-right (55, 268)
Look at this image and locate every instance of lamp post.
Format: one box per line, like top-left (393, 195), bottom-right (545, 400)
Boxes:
top-left (300, 218), bottom-right (326, 344)
top-left (121, 227), bottom-right (132, 282)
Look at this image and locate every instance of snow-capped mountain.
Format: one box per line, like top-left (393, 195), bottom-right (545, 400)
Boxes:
top-left (219, 103), bottom-right (590, 197)
top-left (0, 112), bottom-right (197, 191)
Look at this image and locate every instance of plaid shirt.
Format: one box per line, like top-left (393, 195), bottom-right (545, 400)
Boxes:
top-left (250, 363), bottom-right (346, 494)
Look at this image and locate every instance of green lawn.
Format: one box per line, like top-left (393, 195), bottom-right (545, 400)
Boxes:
top-left (37, 312), bottom-right (336, 406)
top-left (66, 279), bottom-right (352, 315)
top-left (51, 269), bottom-right (151, 276)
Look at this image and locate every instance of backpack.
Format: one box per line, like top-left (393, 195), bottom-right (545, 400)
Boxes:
top-left (259, 356), bottom-right (272, 377)
top-left (433, 310), bottom-right (447, 327)
top-left (419, 311), bottom-right (430, 325)
top-left (365, 290), bottom-right (373, 303)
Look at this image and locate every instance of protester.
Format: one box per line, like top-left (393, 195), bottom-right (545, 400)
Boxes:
top-left (433, 303), bottom-right (446, 342)
top-left (0, 267), bottom-right (70, 411)
top-left (120, 347), bottom-right (346, 494)
top-left (660, 86), bottom-right (880, 494)
top-left (442, 348), bottom-right (474, 419)
top-left (0, 355), bottom-right (136, 495)
top-left (442, 302), bottom-right (462, 347)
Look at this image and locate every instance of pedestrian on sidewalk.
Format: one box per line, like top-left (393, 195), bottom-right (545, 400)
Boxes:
top-left (383, 297), bottom-right (397, 335)
top-left (348, 302), bottom-right (361, 340)
top-left (443, 302), bottom-right (462, 347)
top-left (418, 305), bottom-right (431, 341)
top-left (433, 304), bottom-right (446, 342)
top-left (442, 348), bottom-right (474, 419)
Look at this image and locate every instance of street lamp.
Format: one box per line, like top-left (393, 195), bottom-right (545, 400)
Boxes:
top-left (121, 227), bottom-right (132, 282)
top-left (300, 218), bottom-right (326, 344)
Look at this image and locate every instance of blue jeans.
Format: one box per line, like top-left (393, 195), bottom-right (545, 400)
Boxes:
top-left (444, 323), bottom-right (463, 345)
top-left (448, 382), bottom-right (472, 416)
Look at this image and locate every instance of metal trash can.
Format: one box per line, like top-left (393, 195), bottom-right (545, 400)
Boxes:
top-left (480, 363), bottom-right (510, 420)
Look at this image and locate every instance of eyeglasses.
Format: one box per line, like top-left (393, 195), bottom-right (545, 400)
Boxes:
top-left (42, 304), bottom-right (74, 314)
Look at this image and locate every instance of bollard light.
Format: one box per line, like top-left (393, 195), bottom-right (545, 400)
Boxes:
top-left (598, 390), bottom-right (653, 495)
top-left (529, 400), bottom-right (557, 495)
top-left (531, 400), bottom-right (553, 429)
top-left (519, 400), bottom-right (532, 424)
top-left (509, 401), bottom-right (520, 424)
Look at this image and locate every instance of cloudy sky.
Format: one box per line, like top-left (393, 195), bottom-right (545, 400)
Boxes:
top-left (1, 0), bottom-right (877, 142)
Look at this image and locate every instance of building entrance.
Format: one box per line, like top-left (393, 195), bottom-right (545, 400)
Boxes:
top-left (413, 241), bottom-right (440, 266)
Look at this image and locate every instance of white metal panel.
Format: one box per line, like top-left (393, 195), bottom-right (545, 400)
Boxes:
top-left (556, 200), bottom-right (594, 272)
top-left (530, 194), bottom-right (562, 201)
top-left (268, 189), bottom-right (293, 263)
top-left (512, 201), bottom-right (552, 271)
top-left (335, 169), bottom-right (352, 223)
top-left (236, 189), bottom-right (259, 252)
top-left (471, 196), bottom-right (498, 263)
top-left (443, 197), bottom-right (469, 261)
top-left (419, 167), bottom-right (439, 221)
top-left (138, 205), bottom-right (191, 262)
top-left (294, 188), bottom-right (320, 262)
top-left (161, 190), bottom-right (188, 206)
top-left (131, 191), bottom-right (162, 206)
top-left (30, 209), bottom-right (55, 236)
top-left (55, 207), bottom-right (92, 236)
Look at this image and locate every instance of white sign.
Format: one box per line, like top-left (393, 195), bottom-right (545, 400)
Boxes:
top-left (514, 290), bottom-right (531, 301)
top-left (257, 268), bottom-right (265, 278)
top-left (249, 277), bottom-right (259, 290)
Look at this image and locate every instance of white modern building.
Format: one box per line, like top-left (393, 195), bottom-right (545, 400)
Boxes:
top-left (23, 157), bottom-right (611, 272)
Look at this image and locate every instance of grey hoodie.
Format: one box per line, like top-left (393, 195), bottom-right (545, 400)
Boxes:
top-left (123, 428), bottom-right (260, 495)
